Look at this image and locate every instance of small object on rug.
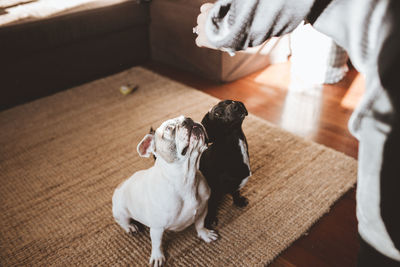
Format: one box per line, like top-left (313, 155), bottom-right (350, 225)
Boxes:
top-left (119, 84), bottom-right (138, 95)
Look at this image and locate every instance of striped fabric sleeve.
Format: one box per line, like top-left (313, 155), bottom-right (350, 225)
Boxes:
top-left (205, 0), bottom-right (315, 52)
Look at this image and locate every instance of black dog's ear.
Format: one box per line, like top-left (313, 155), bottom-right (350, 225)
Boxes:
top-left (201, 112), bottom-right (216, 144)
top-left (238, 101), bottom-right (248, 116)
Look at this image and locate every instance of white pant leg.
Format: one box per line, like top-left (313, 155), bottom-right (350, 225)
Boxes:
top-left (356, 87), bottom-right (400, 261)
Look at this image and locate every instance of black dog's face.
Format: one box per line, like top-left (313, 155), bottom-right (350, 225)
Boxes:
top-left (202, 100), bottom-right (248, 142)
top-left (208, 100), bottom-right (248, 126)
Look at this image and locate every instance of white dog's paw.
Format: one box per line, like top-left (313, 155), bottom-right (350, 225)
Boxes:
top-left (197, 228), bottom-right (218, 243)
top-left (149, 251), bottom-right (165, 267)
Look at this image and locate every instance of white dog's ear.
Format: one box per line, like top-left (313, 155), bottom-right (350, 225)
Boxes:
top-left (137, 133), bottom-right (155, 157)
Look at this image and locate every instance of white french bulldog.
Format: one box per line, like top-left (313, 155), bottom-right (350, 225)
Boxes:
top-left (112, 116), bottom-right (218, 266)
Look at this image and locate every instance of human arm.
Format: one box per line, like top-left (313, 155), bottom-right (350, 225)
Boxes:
top-left (195, 0), bottom-right (316, 52)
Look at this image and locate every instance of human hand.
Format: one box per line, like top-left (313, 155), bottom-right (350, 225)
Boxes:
top-left (194, 3), bottom-right (216, 49)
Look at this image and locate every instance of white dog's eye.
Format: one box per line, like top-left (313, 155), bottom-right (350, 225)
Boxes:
top-left (163, 125), bottom-right (175, 139)
top-left (166, 125), bottom-right (174, 132)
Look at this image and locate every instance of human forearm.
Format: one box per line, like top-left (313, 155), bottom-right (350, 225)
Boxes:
top-left (204, 0), bottom-right (315, 51)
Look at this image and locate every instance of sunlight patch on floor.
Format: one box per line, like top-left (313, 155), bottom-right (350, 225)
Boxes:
top-left (252, 62), bottom-right (291, 91)
top-left (340, 73), bottom-right (365, 110)
top-left (280, 77), bottom-right (323, 138)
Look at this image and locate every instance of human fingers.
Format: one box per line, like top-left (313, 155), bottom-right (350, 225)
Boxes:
top-left (200, 3), bottom-right (214, 13)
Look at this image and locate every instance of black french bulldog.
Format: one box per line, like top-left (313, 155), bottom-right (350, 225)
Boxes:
top-left (200, 100), bottom-right (251, 229)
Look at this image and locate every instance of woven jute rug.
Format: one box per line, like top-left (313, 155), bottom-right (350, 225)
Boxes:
top-left (0, 67), bottom-right (357, 266)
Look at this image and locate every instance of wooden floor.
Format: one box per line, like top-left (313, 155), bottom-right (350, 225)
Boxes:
top-left (145, 60), bottom-right (364, 267)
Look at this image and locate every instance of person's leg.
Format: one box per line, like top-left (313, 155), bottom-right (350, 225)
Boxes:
top-left (355, 83), bottom-right (400, 263)
top-left (377, 7), bottom-right (400, 251)
top-left (355, 11), bottom-right (400, 257)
